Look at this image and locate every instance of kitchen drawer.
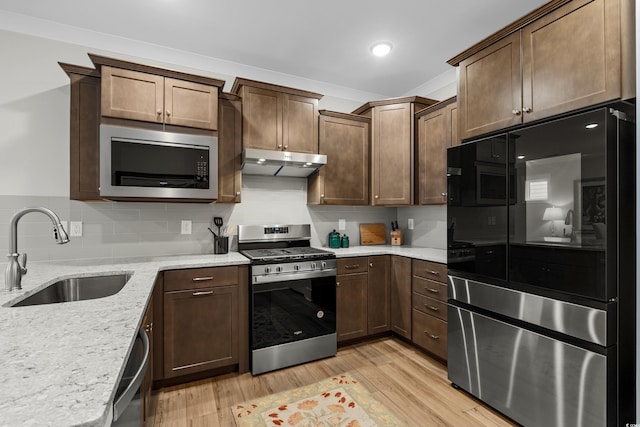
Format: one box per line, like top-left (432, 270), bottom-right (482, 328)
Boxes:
top-left (412, 259), bottom-right (447, 282)
top-left (164, 266), bottom-right (239, 291)
top-left (337, 257), bottom-right (368, 275)
top-left (412, 309), bottom-right (447, 360)
top-left (413, 292), bottom-right (448, 321)
top-left (412, 275), bottom-right (447, 302)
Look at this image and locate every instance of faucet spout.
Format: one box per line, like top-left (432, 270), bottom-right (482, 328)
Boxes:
top-left (5, 207), bottom-right (70, 291)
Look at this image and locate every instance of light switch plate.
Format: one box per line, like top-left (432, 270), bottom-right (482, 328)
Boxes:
top-left (338, 219), bottom-right (346, 230)
top-left (181, 220), bottom-right (192, 235)
top-left (408, 218), bottom-right (414, 230)
top-left (70, 221), bottom-right (83, 237)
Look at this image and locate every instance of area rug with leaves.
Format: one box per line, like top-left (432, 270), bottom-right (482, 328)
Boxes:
top-left (232, 374), bottom-right (406, 426)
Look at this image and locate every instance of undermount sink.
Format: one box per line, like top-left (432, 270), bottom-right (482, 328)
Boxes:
top-left (11, 273), bottom-right (132, 307)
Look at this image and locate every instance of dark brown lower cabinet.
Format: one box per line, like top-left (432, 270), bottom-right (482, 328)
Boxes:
top-left (336, 272), bottom-right (368, 342)
top-left (163, 285), bottom-right (239, 378)
top-left (411, 259), bottom-right (448, 361)
top-left (367, 255), bottom-right (390, 335)
top-left (411, 309), bottom-right (448, 360)
top-left (141, 296), bottom-right (155, 426)
top-left (390, 256), bottom-right (412, 339)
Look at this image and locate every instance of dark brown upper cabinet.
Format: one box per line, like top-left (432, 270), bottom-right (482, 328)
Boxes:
top-left (217, 93), bottom-right (242, 203)
top-left (308, 111), bottom-right (370, 205)
top-left (450, 0), bottom-right (635, 141)
top-left (59, 63), bottom-right (102, 201)
top-left (352, 96), bottom-right (436, 206)
top-left (231, 78), bottom-right (322, 153)
top-left (415, 97), bottom-right (457, 205)
top-left (90, 54), bottom-right (224, 131)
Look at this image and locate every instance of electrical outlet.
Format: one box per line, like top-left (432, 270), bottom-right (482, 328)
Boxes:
top-left (338, 219), bottom-right (346, 230)
top-left (408, 218), bottom-right (414, 230)
top-left (70, 221), bottom-right (83, 237)
top-left (181, 220), bottom-right (192, 235)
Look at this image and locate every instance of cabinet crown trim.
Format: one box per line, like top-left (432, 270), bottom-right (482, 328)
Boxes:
top-left (415, 96), bottom-right (457, 119)
top-left (319, 110), bottom-right (372, 123)
top-left (447, 0), bottom-right (574, 66)
top-left (88, 53), bottom-right (226, 88)
top-left (58, 62), bottom-right (101, 78)
top-left (351, 96), bottom-right (438, 115)
top-left (230, 77), bottom-right (323, 99)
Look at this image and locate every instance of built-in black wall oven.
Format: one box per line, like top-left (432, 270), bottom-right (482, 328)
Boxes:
top-left (447, 103), bottom-right (636, 427)
top-left (239, 224), bottom-right (337, 375)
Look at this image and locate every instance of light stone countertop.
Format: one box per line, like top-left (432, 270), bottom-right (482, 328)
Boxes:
top-left (328, 245), bottom-right (447, 263)
top-left (0, 252), bottom-right (249, 427)
top-left (0, 246), bottom-right (444, 427)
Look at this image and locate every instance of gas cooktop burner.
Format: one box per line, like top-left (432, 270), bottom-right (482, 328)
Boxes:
top-left (241, 246), bottom-right (334, 262)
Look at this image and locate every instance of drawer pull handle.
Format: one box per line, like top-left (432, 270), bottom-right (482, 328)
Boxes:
top-left (192, 291), bottom-right (214, 296)
top-left (192, 276), bottom-right (214, 282)
top-left (425, 305), bottom-right (439, 311)
top-left (425, 287), bottom-right (439, 294)
top-left (344, 264), bottom-right (360, 269)
top-left (427, 270), bottom-right (440, 276)
top-left (424, 331), bottom-right (439, 340)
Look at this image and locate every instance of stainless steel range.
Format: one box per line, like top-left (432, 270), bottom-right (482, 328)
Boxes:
top-left (238, 224), bottom-right (337, 375)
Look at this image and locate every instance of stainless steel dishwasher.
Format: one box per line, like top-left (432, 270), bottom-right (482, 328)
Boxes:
top-left (111, 329), bottom-right (149, 426)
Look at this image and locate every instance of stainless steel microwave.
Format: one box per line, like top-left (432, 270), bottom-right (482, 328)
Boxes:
top-left (99, 124), bottom-right (218, 201)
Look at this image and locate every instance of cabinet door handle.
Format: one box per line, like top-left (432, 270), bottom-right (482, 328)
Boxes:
top-left (284, 145), bottom-right (288, 150)
top-left (427, 270), bottom-right (440, 276)
top-left (441, 192), bottom-right (447, 197)
top-left (425, 287), bottom-right (439, 294)
top-left (374, 195), bottom-right (379, 199)
top-left (512, 109), bottom-right (521, 116)
top-left (192, 290), bottom-right (214, 296)
top-left (166, 110), bottom-right (171, 117)
top-left (336, 282), bottom-right (340, 287)
top-left (236, 191), bottom-right (241, 196)
top-left (424, 331), bottom-right (439, 340)
top-left (156, 109), bottom-right (162, 116)
top-left (344, 264), bottom-right (360, 269)
top-left (278, 144), bottom-right (283, 149)
top-left (425, 304), bottom-right (439, 311)
top-left (523, 107), bottom-right (532, 113)
top-left (369, 263), bottom-right (373, 268)
top-left (192, 276), bottom-right (214, 282)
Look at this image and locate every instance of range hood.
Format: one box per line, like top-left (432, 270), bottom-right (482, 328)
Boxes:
top-left (242, 148), bottom-right (327, 177)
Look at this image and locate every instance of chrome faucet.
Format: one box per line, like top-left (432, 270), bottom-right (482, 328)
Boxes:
top-left (5, 207), bottom-right (70, 291)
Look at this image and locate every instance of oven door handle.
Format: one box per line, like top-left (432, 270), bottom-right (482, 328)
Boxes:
top-left (252, 268), bottom-right (336, 284)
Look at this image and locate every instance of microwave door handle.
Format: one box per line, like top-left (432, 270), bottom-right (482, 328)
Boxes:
top-left (112, 329), bottom-right (150, 421)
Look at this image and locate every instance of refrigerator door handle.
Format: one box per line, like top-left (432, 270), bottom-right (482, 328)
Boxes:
top-left (113, 329), bottom-right (150, 421)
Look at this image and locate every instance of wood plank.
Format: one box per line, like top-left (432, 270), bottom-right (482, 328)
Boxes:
top-left (153, 337), bottom-right (517, 427)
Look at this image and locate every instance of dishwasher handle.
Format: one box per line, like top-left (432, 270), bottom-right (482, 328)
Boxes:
top-left (113, 328), bottom-right (150, 422)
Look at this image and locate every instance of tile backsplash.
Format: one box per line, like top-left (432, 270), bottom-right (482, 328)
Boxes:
top-left (0, 176), bottom-right (445, 262)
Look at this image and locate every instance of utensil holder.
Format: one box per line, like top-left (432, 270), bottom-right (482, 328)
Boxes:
top-left (213, 236), bottom-right (229, 254)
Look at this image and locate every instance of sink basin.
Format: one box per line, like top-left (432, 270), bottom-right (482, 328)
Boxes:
top-left (11, 273), bottom-right (132, 307)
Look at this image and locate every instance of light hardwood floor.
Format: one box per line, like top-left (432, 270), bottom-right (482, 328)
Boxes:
top-left (153, 337), bottom-right (518, 426)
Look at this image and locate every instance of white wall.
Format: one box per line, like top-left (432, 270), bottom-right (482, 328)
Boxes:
top-left (0, 28), bottom-right (448, 261)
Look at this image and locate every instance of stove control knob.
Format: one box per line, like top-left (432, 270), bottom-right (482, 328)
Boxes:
top-left (310, 262), bottom-right (317, 270)
top-left (275, 266), bottom-right (283, 273)
top-left (264, 266), bottom-right (271, 274)
top-left (321, 261), bottom-right (327, 270)
top-left (294, 264), bottom-right (300, 271)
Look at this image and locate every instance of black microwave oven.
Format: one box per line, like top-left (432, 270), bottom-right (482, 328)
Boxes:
top-left (99, 124), bottom-right (218, 201)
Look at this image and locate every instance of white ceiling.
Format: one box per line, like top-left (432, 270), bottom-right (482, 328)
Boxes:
top-left (0, 0), bottom-right (548, 98)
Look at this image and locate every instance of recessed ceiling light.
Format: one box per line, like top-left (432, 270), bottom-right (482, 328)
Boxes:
top-left (370, 41), bottom-right (393, 57)
top-left (585, 123), bottom-right (598, 129)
